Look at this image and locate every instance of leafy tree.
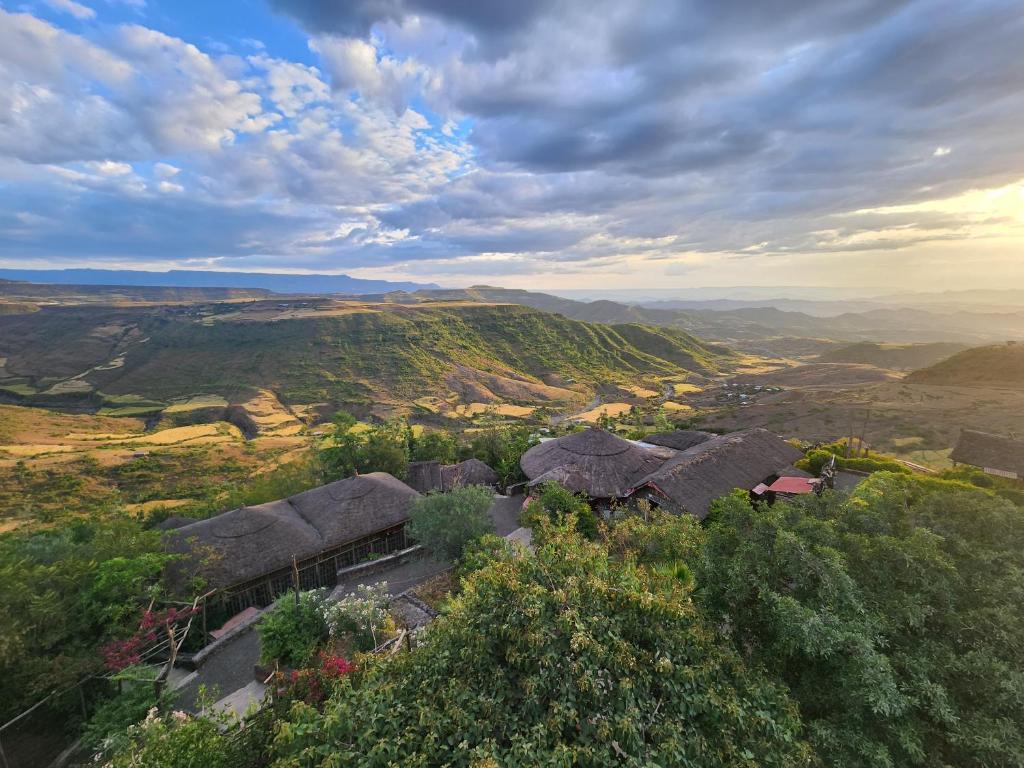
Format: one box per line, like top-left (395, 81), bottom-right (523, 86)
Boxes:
top-left (407, 485), bottom-right (495, 561)
top-left (0, 517), bottom-right (167, 721)
top-left (464, 425), bottom-right (536, 489)
top-left (320, 411), bottom-right (361, 478)
top-left (358, 419), bottom-right (409, 479)
top-left (271, 526), bottom-right (811, 767)
top-left (694, 475), bottom-right (1024, 768)
top-left (321, 413), bottom-right (410, 480)
top-left (410, 430), bottom-right (458, 464)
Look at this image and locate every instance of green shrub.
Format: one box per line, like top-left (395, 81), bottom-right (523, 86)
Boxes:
top-left (796, 447), bottom-right (910, 475)
top-left (105, 707), bottom-right (245, 768)
top-left (83, 670), bottom-right (171, 760)
top-left (258, 590), bottom-right (330, 667)
top-left (522, 481), bottom-right (600, 540)
top-left (456, 533), bottom-right (516, 582)
top-left (407, 485), bottom-right (495, 561)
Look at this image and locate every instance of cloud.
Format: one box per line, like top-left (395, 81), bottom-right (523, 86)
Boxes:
top-left (0, 0), bottom-right (1023, 289)
top-left (42, 0), bottom-right (96, 20)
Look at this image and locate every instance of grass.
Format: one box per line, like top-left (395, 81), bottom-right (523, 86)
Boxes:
top-left (571, 402), bottom-right (634, 422)
top-left (453, 402), bottom-right (536, 418)
top-left (163, 394), bottom-right (229, 413)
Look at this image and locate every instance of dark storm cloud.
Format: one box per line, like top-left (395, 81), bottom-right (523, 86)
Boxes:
top-left (268, 0), bottom-right (549, 44)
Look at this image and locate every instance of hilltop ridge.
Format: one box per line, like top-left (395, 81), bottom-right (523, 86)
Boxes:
top-left (906, 343), bottom-right (1024, 388)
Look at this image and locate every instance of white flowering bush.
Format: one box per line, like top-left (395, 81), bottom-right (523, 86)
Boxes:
top-left (322, 582), bottom-right (393, 652)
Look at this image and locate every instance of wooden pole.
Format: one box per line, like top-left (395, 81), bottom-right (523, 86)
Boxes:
top-left (292, 556), bottom-right (300, 606)
top-left (860, 409), bottom-right (872, 457)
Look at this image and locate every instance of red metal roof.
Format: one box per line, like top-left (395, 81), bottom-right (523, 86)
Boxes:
top-left (767, 476), bottom-right (816, 494)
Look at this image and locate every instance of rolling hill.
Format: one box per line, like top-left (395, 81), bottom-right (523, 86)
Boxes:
top-left (817, 342), bottom-right (967, 370)
top-left (377, 286), bottom-right (1024, 347)
top-left (906, 343), bottom-right (1024, 388)
top-left (0, 299), bottom-right (734, 415)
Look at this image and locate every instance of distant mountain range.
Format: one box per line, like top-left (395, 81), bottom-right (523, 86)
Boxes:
top-left (375, 286), bottom-right (1024, 347)
top-left (0, 269), bottom-right (438, 294)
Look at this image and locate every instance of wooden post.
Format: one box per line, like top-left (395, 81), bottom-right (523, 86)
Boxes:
top-left (292, 556), bottom-right (300, 606)
top-left (201, 597), bottom-right (208, 645)
top-left (859, 409), bottom-right (872, 457)
top-left (78, 684), bottom-right (88, 721)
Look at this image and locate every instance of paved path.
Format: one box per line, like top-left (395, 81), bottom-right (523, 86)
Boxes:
top-left (489, 493), bottom-right (525, 536)
top-left (175, 626), bottom-right (261, 712)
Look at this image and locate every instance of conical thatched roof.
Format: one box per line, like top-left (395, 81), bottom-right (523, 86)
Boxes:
top-left (520, 428), bottom-right (670, 498)
top-left (165, 472), bottom-right (419, 590)
top-left (407, 460), bottom-right (443, 493)
top-left (635, 428), bottom-right (804, 520)
top-left (441, 458), bottom-right (499, 490)
top-left (642, 430), bottom-right (715, 452)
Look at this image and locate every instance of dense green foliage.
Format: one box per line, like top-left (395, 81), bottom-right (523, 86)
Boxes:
top-left (407, 485), bottom-right (496, 561)
top-left (939, 465), bottom-right (1024, 507)
top-left (321, 412), bottom-right (474, 481)
top-left (321, 412), bottom-right (410, 480)
top-left (522, 481), bottom-right (600, 540)
top-left (259, 591), bottom-right (332, 668)
top-left (105, 706), bottom-right (259, 768)
top-left (83, 669), bottom-right (170, 759)
top-left (0, 517), bottom-right (168, 721)
top-left (696, 476), bottom-right (1024, 767)
top-left (797, 443), bottom-right (911, 475)
top-left (271, 525), bottom-right (810, 767)
top-left (410, 430), bottom-right (458, 464)
top-left (461, 424), bottom-right (537, 489)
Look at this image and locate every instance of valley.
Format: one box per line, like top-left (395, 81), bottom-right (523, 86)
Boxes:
top-left (3, 282), bottom-right (1023, 535)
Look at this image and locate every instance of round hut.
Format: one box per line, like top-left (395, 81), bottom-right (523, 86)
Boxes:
top-left (441, 458), bottom-right (500, 491)
top-left (519, 427), bottom-right (671, 500)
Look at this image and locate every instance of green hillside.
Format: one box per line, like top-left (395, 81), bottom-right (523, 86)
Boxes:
top-left (0, 300), bottom-right (734, 411)
top-left (906, 342), bottom-right (1024, 387)
top-left (817, 341), bottom-right (967, 370)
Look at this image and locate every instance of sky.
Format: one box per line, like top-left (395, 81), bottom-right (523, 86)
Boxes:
top-left (0, 0), bottom-right (1022, 291)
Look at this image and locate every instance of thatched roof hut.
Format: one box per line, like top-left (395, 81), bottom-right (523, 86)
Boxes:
top-left (165, 472), bottom-right (419, 592)
top-left (635, 429), bottom-right (804, 520)
top-left (950, 429), bottom-right (1024, 479)
top-left (642, 430), bottom-right (715, 452)
top-left (520, 428), bottom-right (673, 499)
top-left (407, 460), bottom-right (443, 493)
top-left (441, 458), bottom-right (499, 490)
